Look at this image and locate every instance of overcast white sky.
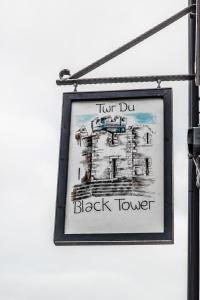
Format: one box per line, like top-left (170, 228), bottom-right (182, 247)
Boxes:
top-left (0, 0), bottom-right (196, 299)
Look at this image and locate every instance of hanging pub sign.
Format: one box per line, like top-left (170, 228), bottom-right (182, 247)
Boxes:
top-left (54, 88), bottom-right (173, 245)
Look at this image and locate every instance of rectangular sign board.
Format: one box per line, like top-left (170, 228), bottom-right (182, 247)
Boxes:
top-left (54, 89), bottom-right (173, 245)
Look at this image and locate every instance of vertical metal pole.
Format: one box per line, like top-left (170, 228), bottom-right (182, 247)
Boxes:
top-left (188, 1), bottom-right (199, 300)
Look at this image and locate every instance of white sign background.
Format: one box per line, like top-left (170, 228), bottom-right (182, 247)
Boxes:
top-left (65, 98), bottom-right (164, 234)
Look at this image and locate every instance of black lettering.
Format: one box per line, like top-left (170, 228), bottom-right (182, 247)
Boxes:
top-left (128, 104), bottom-right (135, 111)
top-left (94, 201), bottom-right (101, 211)
top-left (119, 102), bottom-right (127, 112)
top-left (96, 103), bottom-right (105, 113)
top-left (115, 198), bottom-right (125, 211)
top-left (103, 106), bottom-right (111, 113)
top-left (111, 105), bottom-right (116, 112)
top-left (140, 200), bottom-right (148, 210)
top-left (102, 199), bottom-right (111, 211)
top-left (149, 201), bottom-right (155, 210)
top-left (85, 202), bottom-right (93, 212)
top-left (122, 201), bottom-right (131, 210)
top-left (130, 201), bottom-right (140, 210)
top-left (73, 200), bottom-right (82, 214)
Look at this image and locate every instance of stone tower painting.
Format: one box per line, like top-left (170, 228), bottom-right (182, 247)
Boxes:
top-left (71, 115), bottom-right (155, 201)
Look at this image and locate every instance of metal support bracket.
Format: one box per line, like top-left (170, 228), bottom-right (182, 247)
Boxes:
top-left (57, 4), bottom-right (196, 86)
top-left (56, 74), bottom-right (195, 85)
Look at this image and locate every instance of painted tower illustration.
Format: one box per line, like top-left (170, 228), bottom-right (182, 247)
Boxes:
top-left (72, 115), bottom-right (154, 200)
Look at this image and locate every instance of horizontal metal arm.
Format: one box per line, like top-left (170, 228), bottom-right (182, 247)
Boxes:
top-left (56, 74), bottom-right (195, 86)
top-left (66, 5), bottom-right (195, 80)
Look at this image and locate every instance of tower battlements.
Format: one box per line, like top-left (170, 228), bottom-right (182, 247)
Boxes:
top-left (91, 115), bottom-right (127, 133)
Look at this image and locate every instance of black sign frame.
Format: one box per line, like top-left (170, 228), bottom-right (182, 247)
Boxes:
top-left (54, 88), bottom-right (173, 245)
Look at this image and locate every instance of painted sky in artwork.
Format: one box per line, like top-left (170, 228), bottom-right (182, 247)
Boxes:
top-left (75, 112), bottom-right (156, 127)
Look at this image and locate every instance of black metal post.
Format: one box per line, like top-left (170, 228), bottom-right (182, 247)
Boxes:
top-left (188, 1), bottom-right (199, 300)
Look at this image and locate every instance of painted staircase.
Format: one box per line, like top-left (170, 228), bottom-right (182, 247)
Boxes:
top-left (71, 178), bottom-right (154, 201)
